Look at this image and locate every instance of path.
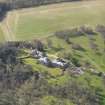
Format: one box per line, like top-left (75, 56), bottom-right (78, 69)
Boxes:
top-left (0, 12), bottom-right (17, 41)
top-left (0, 21), bottom-right (11, 41)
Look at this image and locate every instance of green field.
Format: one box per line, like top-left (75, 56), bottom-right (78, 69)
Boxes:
top-left (7, 0), bottom-right (105, 40)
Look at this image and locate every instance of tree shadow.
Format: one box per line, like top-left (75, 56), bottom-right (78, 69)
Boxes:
top-left (0, 3), bottom-right (10, 21)
top-left (0, 11), bottom-right (7, 21)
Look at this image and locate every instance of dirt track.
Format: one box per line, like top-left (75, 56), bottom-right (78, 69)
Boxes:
top-left (0, 12), bottom-right (16, 41)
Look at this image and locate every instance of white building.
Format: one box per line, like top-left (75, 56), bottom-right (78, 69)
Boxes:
top-left (52, 59), bottom-right (64, 67)
top-left (38, 57), bottom-right (51, 66)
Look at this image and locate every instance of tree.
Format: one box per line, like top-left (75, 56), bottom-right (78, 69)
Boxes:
top-left (72, 43), bottom-right (85, 51)
top-left (0, 46), bottom-right (19, 64)
top-left (0, 90), bottom-right (17, 105)
top-left (34, 40), bottom-right (44, 51)
top-left (89, 41), bottom-right (98, 51)
top-left (80, 25), bottom-right (96, 35)
top-left (47, 39), bottom-right (53, 48)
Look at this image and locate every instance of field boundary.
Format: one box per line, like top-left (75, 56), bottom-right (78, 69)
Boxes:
top-left (0, 12), bottom-right (17, 41)
top-left (16, 1), bottom-right (105, 15)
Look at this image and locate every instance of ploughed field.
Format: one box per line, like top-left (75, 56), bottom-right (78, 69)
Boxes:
top-left (5, 0), bottom-right (105, 40)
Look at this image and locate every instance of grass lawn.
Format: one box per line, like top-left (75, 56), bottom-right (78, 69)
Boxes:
top-left (7, 0), bottom-right (105, 40)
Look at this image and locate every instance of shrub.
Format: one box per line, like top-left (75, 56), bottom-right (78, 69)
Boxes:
top-left (55, 28), bottom-right (83, 39)
top-left (72, 44), bottom-right (85, 51)
top-left (96, 25), bottom-right (105, 34)
top-left (80, 25), bottom-right (96, 35)
top-left (71, 57), bottom-right (81, 67)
